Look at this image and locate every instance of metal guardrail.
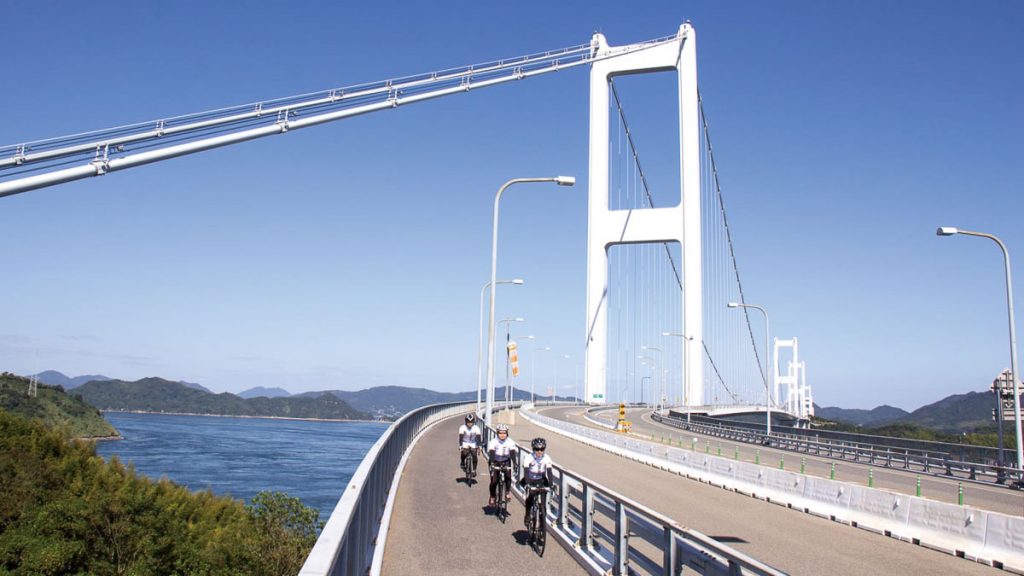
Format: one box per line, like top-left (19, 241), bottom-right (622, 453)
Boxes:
top-left (522, 409), bottom-right (787, 575)
top-left (300, 400), bottom-right (506, 576)
top-left (653, 412), bottom-right (1021, 487)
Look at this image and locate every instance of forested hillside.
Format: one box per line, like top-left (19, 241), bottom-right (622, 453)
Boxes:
top-left (0, 410), bottom-right (320, 575)
top-left (0, 373), bottom-right (117, 438)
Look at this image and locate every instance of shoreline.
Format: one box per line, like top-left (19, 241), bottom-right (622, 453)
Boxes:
top-left (100, 409), bottom-right (390, 425)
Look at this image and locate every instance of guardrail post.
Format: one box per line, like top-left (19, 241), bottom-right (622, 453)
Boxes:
top-left (944, 458), bottom-right (953, 476)
top-left (662, 526), bottom-right (676, 576)
top-left (886, 448), bottom-right (892, 468)
top-left (614, 500), bottom-right (628, 575)
top-left (581, 484), bottom-right (595, 551)
top-left (557, 470), bottom-right (569, 530)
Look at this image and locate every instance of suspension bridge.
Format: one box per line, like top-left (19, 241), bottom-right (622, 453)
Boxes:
top-left (5, 22), bottom-right (1021, 576)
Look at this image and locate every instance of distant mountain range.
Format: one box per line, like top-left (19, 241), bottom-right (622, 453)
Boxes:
top-left (297, 386), bottom-right (569, 418)
top-left (32, 370), bottom-right (211, 393)
top-left (76, 377), bottom-right (370, 421)
top-left (816, 390), bottom-right (1000, 433)
top-left (238, 386), bottom-right (292, 399)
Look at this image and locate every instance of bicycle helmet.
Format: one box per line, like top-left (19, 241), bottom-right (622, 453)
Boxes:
top-left (496, 424), bottom-right (509, 433)
top-left (531, 437), bottom-right (546, 451)
top-left (465, 413), bottom-right (476, 424)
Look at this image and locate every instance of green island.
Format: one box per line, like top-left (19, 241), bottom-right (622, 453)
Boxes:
top-left (76, 377), bottom-right (373, 421)
top-left (0, 373), bottom-right (118, 439)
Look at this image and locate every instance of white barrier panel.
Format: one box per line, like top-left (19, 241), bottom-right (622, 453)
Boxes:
top-left (906, 498), bottom-right (988, 556)
top-left (983, 514), bottom-right (1024, 571)
top-left (761, 467), bottom-right (804, 502)
top-left (845, 485), bottom-right (911, 537)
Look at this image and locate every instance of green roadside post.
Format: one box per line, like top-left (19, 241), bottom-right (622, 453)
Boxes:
top-left (692, 438), bottom-right (697, 452)
top-left (756, 449), bottom-right (761, 465)
top-left (734, 446), bottom-right (739, 460)
top-left (958, 482), bottom-right (964, 506)
top-left (717, 444), bottom-right (722, 456)
top-left (868, 468), bottom-right (874, 488)
top-left (705, 440), bottom-right (710, 454)
top-left (800, 457), bottom-right (806, 474)
top-left (916, 476), bottom-right (921, 497)
top-left (779, 456), bottom-right (785, 470)
top-left (830, 462), bottom-right (836, 480)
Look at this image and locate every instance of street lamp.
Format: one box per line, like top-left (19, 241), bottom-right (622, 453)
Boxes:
top-left (728, 302), bottom-right (772, 438)
top-left (532, 346), bottom-right (551, 404)
top-left (554, 354), bottom-right (570, 403)
top-left (497, 317), bottom-right (525, 410)
top-left (640, 376), bottom-right (651, 406)
top-left (477, 279), bottom-right (524, 411)
top-left (937, 226), bottom-right (1023, 478)
top-left (663, 331), bottom-right (695, 422)
top-left (637, 355), bottom-right (656, 408)
top-left (485, 176), bottom-right (575, 426)
top-left (642, 345), bottom-right (663, 410)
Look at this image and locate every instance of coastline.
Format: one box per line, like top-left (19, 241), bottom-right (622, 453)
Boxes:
top-left (100, 409), bottom-right (390, 425)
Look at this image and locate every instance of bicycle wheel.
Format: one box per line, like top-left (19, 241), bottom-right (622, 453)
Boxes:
top-left (535, 503), bottom-right (546, 557)
top-left (497, 480), bottom-right (507, 522)
top-left (464, 454), bottom-right (472, 484)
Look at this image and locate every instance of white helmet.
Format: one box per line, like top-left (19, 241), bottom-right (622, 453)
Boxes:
top-left (496, 424), bottom-right (509, 433)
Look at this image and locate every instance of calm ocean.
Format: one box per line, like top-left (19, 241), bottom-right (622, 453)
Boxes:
top-left (95, 412), bottom-right (389, 521)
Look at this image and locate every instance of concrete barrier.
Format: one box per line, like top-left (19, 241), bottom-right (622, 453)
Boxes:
top-left (845, 485), bottom-right (911, 537)
top-left (983, 514), bottom-right (1024, 572)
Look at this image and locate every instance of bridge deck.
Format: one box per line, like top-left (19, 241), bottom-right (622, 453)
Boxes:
top-left (522, 406), bottom-right (998, 576)
top-left (380, 414), bottom-right (585, 575)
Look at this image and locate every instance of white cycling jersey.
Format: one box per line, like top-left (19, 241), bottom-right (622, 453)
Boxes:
top-left (458, 424), bottom-right (482, 448)
top-left (522, 452), bottom-right (552, 482)
top-left (487, 436), bottom-right (517, 463)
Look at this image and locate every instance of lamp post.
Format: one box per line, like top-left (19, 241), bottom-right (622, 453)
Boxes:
top-left (640, 376), bottom-right (651, 406)
top-left (642, 345), bottom-right (663, 410)
top-left (554, 354), bottom-right (570, 403)
top-left (532, 346), bottom-right (550, 404)
top-left (728, 302), bottom-right (772, 438)
top-left (663, 331), bottom-right (695, 421)
top-left (497, 317), bottom-right (525, 410)
top-left (637, 355), bottom-right (656, 408)
top-left (477, 279), bottom-right (524, 411)
top-left (937, 226), bottom-right (1023, 478)
top-left (485, 176), bottom-right (575, 426)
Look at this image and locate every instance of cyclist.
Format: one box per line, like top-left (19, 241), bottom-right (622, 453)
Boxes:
top-left (458, 413), bottom-right (482, 477)
top-left (487, 423), bottom-right (518, 507)
top-left (520, 437), bottom-right (552, 527)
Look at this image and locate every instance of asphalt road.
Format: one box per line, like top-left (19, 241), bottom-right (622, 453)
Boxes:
top-left (574, 406), bottom-right (1024, 517)
top-left (525, 405), bottom-right (1003, 575)
top-left (380, 414), bottom-right (586, 575)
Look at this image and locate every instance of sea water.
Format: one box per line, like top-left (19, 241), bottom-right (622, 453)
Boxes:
top-left (96, 412), bottom-right (389, 521)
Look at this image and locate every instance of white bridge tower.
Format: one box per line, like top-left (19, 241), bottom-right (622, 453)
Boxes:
top-left (584, 24), bottom-right (703, 406)
top-left (773, 337), bottom-right (813, 420)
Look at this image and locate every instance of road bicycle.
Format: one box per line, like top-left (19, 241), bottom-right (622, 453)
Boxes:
top-left (492, 463), bottom-right (512, 523)
top-left (462, 449), bottom-right (477, 485)
top-left (526, 485), bottom-right (549, 557)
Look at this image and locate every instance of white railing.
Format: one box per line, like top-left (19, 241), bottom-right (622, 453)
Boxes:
top-left (300, 400), bottom-right (487, 576)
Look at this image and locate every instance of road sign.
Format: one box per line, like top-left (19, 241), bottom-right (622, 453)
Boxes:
top-left (992, 369), bottom-right (1022, 397)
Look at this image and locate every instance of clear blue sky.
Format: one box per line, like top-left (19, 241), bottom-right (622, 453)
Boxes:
top-left (1, 1), bottom-right (1021, 410)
